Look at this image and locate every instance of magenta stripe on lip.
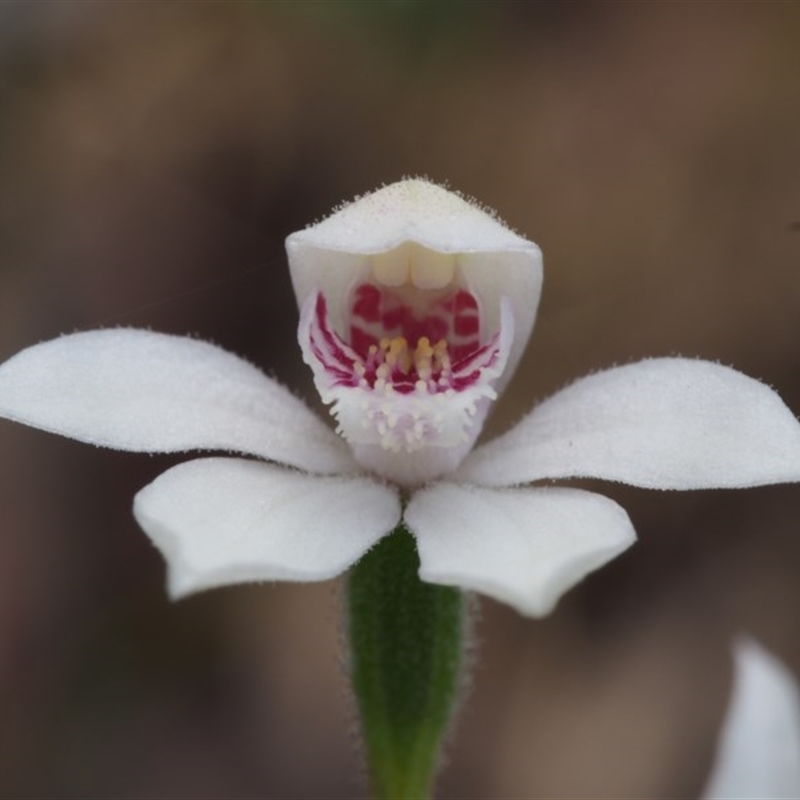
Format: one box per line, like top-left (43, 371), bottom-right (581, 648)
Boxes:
top-left (308, 284), bottom-right (499, 395)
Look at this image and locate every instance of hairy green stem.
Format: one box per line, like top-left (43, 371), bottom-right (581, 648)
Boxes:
top-left (346, 523), bottom-right (466, 799)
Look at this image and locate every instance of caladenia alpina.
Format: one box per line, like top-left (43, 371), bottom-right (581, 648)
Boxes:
top-left (287, 181), bottom-right (540, 486)
top-left (2, 179), bottom-right (800, 797)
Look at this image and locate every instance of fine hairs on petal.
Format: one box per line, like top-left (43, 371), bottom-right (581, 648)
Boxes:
top-left (405, 482), bottom-right (637, 617)
top-left (319, 176), bottom-right (523, 239)
top-left (458, 357), bottom-right (800, 490)
top-left (0, 328), bottom-right (356, 475)
top-left (133, 458), bottom-right (402, 598)
top-left (288, 178), bottom-right (536, 254)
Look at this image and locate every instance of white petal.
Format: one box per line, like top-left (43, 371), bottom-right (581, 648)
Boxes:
top-left (0, 329), bottom-right (355, 474)
top-left (286, 178), bottom-right (543, 387)
top-left (133, 457), bottom-right (401, 598)
top-left (703, 638), bottom-right (800, 799)
top-left (459, 358), bottom-right (800, 490)
top-left (404, 483), bottom-right (636, 617)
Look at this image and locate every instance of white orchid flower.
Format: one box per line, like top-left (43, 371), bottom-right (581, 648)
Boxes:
top-left (1, 179), bottom-right (800, 617)
top-left (703, 639), bottom-right (800, 799)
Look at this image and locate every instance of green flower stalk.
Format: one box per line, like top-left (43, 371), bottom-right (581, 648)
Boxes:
top-left (347, 523), bottom-right (465, 799)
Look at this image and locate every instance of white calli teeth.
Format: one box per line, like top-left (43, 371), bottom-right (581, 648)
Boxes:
top-left (372, 246), bottom-right (411, 287)
top-left (410, 246), bottom-right (457, 290)
top-left (372, 242), bottom-right (457, 289)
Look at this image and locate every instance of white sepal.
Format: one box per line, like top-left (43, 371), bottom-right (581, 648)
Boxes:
top-left (0, 329), bottom-right (355, 475)
top-left (133, 457), bottom-right (402, 598)
top-left (458, 358), bottom-right (800, 489)
top-left (404, 483), bottom-right (636, 617)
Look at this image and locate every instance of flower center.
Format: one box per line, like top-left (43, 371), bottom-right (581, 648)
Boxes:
top-left (354, 335), bottom-right (452, 396)
top-left (298, 243), bottom-right (512, 467)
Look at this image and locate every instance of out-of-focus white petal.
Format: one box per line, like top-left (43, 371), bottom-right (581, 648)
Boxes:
top-left (133, 457), bottom-right (401, 598)
top-left (286, 178), bottom-right (542, 387)
top-left (458, 358), bottom-right (800, 490)
top-left (404, 483), bottom-right (636, 617)
top-left (702, 638), bottom-right (800, 799)
top-left (0, 329), bottom-right (355, 474)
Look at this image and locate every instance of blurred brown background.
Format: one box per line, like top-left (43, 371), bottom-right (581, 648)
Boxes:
top-left (1, 2), bottom-right (800, 797)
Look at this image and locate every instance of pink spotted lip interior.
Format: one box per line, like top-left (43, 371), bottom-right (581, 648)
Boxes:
top-left (349, 283), bottom-right (480, 361)
top-left (309, 280), bottom-right (502, 397)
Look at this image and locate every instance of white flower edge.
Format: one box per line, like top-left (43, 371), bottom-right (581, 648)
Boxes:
top-left (133, 457), bottom-right (402, 599)
top-left (0, 329), bottom-right (356, 475)
top-left (405, 483), bottom-right (636, 617)
top-left (703, 637), bottom-right (800, 799)
top-left (458, 358), bottom-right (800, 490)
